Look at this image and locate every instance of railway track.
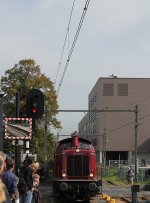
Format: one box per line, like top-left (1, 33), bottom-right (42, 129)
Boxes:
top-left (38, 180), bottom-right (150, 203)
top-left (100, 181), bottom-right (150, 203)
top-left (120, 196), bottom-right (150, 202)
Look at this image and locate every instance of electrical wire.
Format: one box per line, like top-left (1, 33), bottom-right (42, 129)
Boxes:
top-left (57, 0), bottom-right (91, 94)
top-left (54, 0), bottom-right (76, 84)
top-left (95, 111), bottom-right (150, 138)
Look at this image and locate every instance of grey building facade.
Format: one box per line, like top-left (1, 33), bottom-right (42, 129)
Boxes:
top-left (79, 77), bottom-right (150, 166)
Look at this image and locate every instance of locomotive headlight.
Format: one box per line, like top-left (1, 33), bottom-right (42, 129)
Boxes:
top-left (76, 148), bottom-right (80, 152)
top-left (89, 173), bottom-right (94, 177)
top-left (62, 172), bottom-right (66, 177)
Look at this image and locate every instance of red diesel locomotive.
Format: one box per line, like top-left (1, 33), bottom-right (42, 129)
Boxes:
top-left (53, 132), bottom-right (101, 201)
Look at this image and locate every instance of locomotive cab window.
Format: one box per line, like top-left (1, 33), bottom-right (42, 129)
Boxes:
top-left (79, 142), bottom-right (91, 150)
top-left (61, 142), bottom-right (71, 150)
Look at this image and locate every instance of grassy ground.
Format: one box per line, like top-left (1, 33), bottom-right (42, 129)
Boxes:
top-left (103, 176), bottom-right (150, 186)
top-left (101, 167), bottom-right (150, 186)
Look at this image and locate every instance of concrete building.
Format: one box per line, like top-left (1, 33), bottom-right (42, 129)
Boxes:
top-left (79, 77), bottom-right (150, 166)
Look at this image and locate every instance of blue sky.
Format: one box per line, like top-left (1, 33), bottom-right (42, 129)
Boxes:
top-left (1, 0), bottom-right (150, 136)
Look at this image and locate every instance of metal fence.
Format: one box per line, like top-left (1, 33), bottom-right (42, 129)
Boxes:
top-left (98, 160), bottom-right (150, 182)
top-left (118, 166), bottom-right (150, 182)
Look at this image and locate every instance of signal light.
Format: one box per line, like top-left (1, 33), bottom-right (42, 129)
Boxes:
top-left (26, 89), bottom-right (44, 119)
top-left (32, 107), bottom-right (38, 113)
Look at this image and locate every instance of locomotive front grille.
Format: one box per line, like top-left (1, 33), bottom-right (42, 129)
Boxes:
top-left (67, 155), bottom-right (89, 176)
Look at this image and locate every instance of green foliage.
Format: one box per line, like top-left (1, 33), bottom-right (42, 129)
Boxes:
top-left (107, 166), bottom-right (118, 176)
top-left (2, 59), bottom-right (61, 161)
top-left (31, 127), bottom-right (57, 163)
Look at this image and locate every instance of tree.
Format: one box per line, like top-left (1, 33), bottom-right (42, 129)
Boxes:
top-left (2, 59), bottom-right (61, 162)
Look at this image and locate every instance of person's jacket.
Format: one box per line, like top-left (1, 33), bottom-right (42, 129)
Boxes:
top-left (23, 166), bottom-right (33, 191)
top-left (2, 170), bottom-right (18, 196)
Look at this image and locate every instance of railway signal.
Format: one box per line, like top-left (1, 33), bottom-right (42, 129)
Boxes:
top-left (26, 89), bottom-right (44, 119)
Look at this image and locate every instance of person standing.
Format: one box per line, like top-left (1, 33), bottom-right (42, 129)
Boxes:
top-left (2, 158), bottom-right (19, 203)
top-left (0, 151), bottom-right (7, 172)
top-left (0, 156), bottom-right (11, 203)
top-left (127, 168), bottom-right (134, 185)
top-left (19, 157), bottom-right (34, 203)
top-left (30, 162), bottom-right (40, 203)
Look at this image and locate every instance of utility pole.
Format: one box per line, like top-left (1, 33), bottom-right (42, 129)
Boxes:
top-left (0, 77), bottom-right (4, 151)
top-left (57, 132), bottom-right (59, 142)
top-left (134, 105), bottom-right (138, 183)
top-left (44, 103), bottom-right (48, 177)
top-left (15, 91), bottom-right (19, 175)
top-left (103, 128), bottom-right (107, 176)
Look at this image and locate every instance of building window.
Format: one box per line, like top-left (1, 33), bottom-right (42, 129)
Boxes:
top-left (118, 84), bottom-right (128, 96)
top-left (89, 93), bottom-right (98, 109)
top-left (103, 84), bottom-right (114, 96)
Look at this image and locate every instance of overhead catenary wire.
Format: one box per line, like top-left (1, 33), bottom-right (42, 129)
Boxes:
top-left (54, 0), bottom-right (76, 84)
top-left (57, 0), bottom-right (91, 94)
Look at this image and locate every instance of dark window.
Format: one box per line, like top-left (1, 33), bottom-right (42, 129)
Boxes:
top-left (79, 142), bottom-right (91, 150)
top-left (89, 93), bottom-right (98, 109)
top-left (61, 142), bottom-right (71, 150)
top-left (118, 84), bottom-right (128, 96)
top-left (103, 84), bottom-right (114, 96)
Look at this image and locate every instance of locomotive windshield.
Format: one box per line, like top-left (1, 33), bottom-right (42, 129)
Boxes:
top-left (79, 142), bottom-right (91, 149)
top-left (61, 142), bottom-right (72, 150)
top-left (60, 141), bottom-right (92, 150)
